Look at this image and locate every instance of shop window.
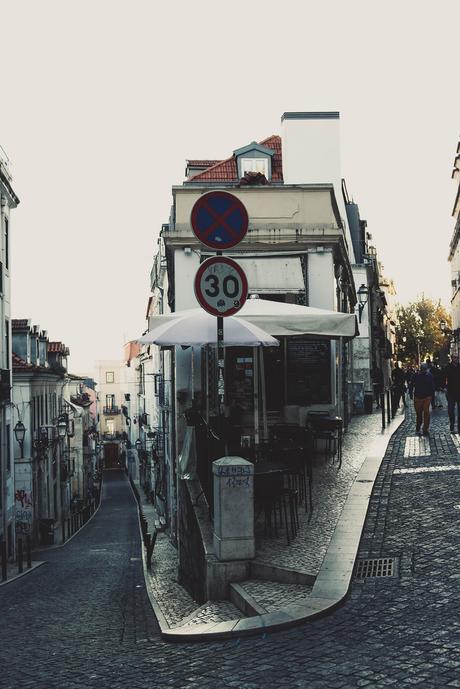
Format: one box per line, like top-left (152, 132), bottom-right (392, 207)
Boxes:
top-left (286, 339), bottom-right (331, 405)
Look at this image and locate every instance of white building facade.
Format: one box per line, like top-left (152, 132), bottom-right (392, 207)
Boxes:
top-left (0, 147), bottom-right (18, 560)
top-left (145, 112), bottom-right (367, 585)
top-left (449, 140), bottom-right (460, 354)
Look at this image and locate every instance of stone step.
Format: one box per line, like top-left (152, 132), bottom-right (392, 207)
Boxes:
top-left (173, 600), bottom-right (243, 628)
top-left (230, 579), bottom-right (314, 615)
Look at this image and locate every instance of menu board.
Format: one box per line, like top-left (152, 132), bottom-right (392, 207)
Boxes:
top-left (287, 339), bottom-right (331, 405)
top-left (226, 351), bottom-right (254, 416)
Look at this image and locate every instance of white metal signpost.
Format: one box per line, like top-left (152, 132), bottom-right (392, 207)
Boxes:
top-left (191, 192), bottom-right (249, 414)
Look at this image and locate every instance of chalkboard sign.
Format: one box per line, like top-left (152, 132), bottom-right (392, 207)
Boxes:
top-left (287, 339), bottom-right (331, 405)
top-left (226, 351), bottom-right (254, 416)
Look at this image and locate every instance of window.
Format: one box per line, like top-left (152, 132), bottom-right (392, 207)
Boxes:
top-left (106, 371), bottom-right (114, 383)
top-left (4, 319), bottom-right (9, 369)
top-left (6, 424), bottom-right (10, 472)
top-left (106, 394), bottom-right (115, 410)
top-left (4, 217), bottom-right (8, 270)
top-left (240, 157), bottom-right (269, 178)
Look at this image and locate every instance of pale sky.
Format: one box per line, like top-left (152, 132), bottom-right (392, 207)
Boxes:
top-left (1, 0), bottom-right (459, 375)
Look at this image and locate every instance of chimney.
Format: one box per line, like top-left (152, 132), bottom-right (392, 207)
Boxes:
top-left (38, 331), bottom-right (49, 368)
top-left (281, 111), bottom-right (342, 186)
top-left (281, 111), bottom-right (355, 262)
top-left (11, 319), bottom-right (31, 364)
top-left (30, 326), bottom-right (39, 366)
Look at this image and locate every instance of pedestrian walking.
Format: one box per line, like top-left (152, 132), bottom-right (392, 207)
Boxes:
top-left (431, 361), bottom-right (443, 408)
top-left (413, 362), bottom-right (435, 436)
top-left (405, 364), bottom-right (416, 400)
top-left (391, 362), bottom-right (406, 416)
top-left (442, 354), bottom-right (460, 433)
top-left (371, 366), bottom-right (383, 408)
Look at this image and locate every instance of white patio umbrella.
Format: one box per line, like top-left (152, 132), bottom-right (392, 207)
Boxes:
top-left (138, 310), bottom-right (279, 348)
top-left (236, 296), bottom-right (359, 337)
top-left (147, 297), bottom-right (358, 339)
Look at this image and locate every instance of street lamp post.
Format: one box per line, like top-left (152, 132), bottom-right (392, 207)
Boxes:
top-left (56, 415), bottom-right (68, 543)
top-left (357, 284), bottom-right (369, 324)
top-left (13, 421), bottom-right (26, 459)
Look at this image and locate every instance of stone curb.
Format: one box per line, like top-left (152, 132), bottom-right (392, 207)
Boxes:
top-left (0, 560), bottom-right (46, 587)
top-left (33, 479), bottom-right (104, 553)
top-left (142, 413), bottom-right (406, 642)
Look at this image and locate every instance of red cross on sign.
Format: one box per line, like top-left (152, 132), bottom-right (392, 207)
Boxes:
top-left (190, 191), bottom-right (248, 250)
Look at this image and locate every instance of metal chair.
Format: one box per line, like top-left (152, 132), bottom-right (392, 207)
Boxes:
top-left (306, 413), bottom-right (343, 468)
top-left (268, 424), bottom-right (312, 514)
top-left (254, 467), bottom-right (298, 543)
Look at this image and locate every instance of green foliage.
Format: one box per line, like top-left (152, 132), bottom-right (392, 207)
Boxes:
top-left (395, 297), bottom-right (451, 365)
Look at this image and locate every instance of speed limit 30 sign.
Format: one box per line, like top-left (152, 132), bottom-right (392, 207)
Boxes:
top-left (194, 256), bottom-right (248, 317)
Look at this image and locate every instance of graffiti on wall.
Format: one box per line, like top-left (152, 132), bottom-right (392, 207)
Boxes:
top-left (15, 490), bottom-right (33, 534)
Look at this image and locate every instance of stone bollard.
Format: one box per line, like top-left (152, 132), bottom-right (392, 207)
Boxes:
top-left (212, 457), bottom-right (255, 561)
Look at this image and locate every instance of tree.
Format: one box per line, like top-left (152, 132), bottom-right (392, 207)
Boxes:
top-left (395, 297), bottom-right (451, 366)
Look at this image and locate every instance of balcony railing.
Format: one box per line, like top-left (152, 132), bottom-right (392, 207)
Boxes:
top-left (103, 406), bottom-right (120, 415)
top-left (102, 431), bottom-right (125, 440)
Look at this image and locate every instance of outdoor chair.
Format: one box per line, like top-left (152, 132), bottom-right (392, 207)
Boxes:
top-left (268, 424), bottom-right (312, 514)
top-left (254, 463), bottom-right (299, 544)
top-left (306, 412), bottom-right (343, 468)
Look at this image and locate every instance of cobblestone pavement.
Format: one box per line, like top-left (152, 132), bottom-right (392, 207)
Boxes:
top-left (4, 405), bottom-right (460, 687)
top-left (146, 410), bottom-right (384, 626)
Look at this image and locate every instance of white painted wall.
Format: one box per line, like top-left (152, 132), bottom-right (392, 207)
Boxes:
top-left (352, 265), bottom-right (369, 337)
top-left (282, 115), bottom-right (342, 187)
top-left (308, 251), bottom-right (335, 309)
top-left (450, 244), bottom-right (460, 332)
top-left (174, 250), bottom-right (200, 311)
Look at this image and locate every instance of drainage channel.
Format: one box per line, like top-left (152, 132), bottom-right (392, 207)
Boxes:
top-left (355, 557), bottom-right (398, 579)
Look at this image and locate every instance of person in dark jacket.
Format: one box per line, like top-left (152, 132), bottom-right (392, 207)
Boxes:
top-left (413, 362), bottom-right (436, 435)
top-left (391, 363), bottom-right (406, 416)
top-left (405, 365), bottom-right (416, 399)
top-left (443, 354), bottom-right (460, 432)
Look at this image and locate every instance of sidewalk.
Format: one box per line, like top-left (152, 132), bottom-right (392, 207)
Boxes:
top-left (0, 556), bottom-right (45, 588)
top-left (136, 407), bottom-right (405, 640)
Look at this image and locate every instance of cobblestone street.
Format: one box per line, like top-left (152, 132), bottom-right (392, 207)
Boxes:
top-left (3, 405), bottom-right (460, 688)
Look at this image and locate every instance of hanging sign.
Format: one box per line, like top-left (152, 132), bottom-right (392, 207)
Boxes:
top-left (191, 191), bottom-right (249, 249)
top-left (194, 256), bottom-right (248, 317)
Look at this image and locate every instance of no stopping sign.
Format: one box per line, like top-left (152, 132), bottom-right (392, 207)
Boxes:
top-left (194, 257), bottom-right (248, 317)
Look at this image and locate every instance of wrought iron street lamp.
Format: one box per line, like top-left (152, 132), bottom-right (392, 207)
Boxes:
top-left (357, 284), bottom-right (369, 323)
top-left (14, 420), bottom-right (26, 459)
top-left (57, 416), bottom-right (68, 440)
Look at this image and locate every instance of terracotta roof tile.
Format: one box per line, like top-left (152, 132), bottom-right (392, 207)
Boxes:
top-left (187, 135), bottom-right (283, 183)
top-left (48, 342), bottom-right (64, 353)
top-left (12, 352), bottom-right (32, 369)
top-left (187, 160), bottom-right (221, 167)
top-left (12, 319), bottom-right (30, 329)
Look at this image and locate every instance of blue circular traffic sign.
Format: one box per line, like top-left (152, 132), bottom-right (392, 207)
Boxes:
top-left (191, 191), bottom-right (248, 250)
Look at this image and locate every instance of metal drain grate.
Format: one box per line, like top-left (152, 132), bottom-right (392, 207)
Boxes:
top-left (355, 557), bottom-right (396, 579)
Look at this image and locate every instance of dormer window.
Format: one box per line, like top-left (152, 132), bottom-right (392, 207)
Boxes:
top-left (234, 141), bottom-right (275, 182)
top-left (240, 158), bottom-right (269, 178)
